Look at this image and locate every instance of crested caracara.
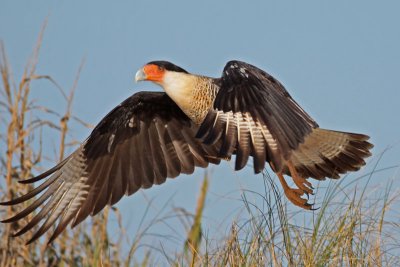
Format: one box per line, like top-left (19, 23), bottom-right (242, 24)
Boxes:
top-left (1, 60), bottom-right (373, 244)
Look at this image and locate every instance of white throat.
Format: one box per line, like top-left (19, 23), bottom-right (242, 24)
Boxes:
top-left (160, 71), bottom-right (194, 113)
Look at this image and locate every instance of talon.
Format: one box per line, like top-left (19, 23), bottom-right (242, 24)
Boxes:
top-left (303, 179), bottom-right (313, 189)
top-left (304, 203), bottom-right (314, 210)
top-left (277, 171), bottom-right (315, 210)
top-left (287, 160), bottom-right (314, 195)
top-left (308, 183), bottom-right (314, 190)
top-left (292, 188), bottom-right (304, 196)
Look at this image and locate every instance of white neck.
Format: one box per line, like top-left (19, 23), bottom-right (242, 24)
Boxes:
top-left (159, 71), bottom-right (195, 113)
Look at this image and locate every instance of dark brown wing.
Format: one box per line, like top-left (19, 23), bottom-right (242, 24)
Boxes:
top-left (1, 91), bottom-right (221, 244)
top-left (196, 60), bottom-right (318, 173)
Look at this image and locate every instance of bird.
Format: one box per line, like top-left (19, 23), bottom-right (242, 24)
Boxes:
top-left (1, 60), bottom-right (373, 244)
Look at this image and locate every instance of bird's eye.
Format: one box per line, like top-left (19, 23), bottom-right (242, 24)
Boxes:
top-left (158, 66), bottom-right (164, 71)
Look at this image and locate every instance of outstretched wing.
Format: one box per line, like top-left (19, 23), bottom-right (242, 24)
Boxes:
top-left (197, 60), bottom-right (318, 173)
top-left (1, 91), bottom-right (221, 244)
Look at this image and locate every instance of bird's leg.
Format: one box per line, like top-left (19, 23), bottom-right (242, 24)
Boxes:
top-left (287, 160), bottom-right (314, 196)
top-left (276, 172), bottom-right (312, 210)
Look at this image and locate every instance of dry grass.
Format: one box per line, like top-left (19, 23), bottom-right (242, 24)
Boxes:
top-left (0, 22), bottom-right (119, 267)
top-left (0, 26), bottom-right (399, 266)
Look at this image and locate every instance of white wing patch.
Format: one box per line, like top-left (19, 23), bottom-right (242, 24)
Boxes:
top-left (211, 109), bottom-right (278, 153)
top-left (107, 133), bottom-right (115, 153)
top-left (198, 109), bottom-right (281, 172)
top-left (128, 117), bottom-right (136, 128)
top-left (239, 67), bottom-right (249, 78)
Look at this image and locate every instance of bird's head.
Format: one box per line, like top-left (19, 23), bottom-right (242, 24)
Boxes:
top-left (135, 61), bottom-right (188, 84)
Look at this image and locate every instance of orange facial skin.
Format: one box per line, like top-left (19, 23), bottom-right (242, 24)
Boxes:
top-left (143, 64), bottom-right (165, 82)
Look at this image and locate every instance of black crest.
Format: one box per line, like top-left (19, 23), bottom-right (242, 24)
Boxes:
top-left (146, 60), bottom-right (188, 73)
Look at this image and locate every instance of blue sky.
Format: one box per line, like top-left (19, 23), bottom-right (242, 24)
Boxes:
top-left (1, 0), bottom-right (400, 259)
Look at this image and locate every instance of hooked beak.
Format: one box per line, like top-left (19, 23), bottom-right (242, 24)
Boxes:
top-left (135, 68), bottom-right (146, 82)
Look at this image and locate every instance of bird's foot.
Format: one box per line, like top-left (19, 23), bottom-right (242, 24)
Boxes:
top-left (287, 160), bottom-right (314, 196)
top-left (277, 172), bottom-right (315, 210)
top-left (283, 186), bottom-right (314, 210)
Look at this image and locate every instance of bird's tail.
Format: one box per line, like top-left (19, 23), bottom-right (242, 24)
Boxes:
top-left (285, 128), bottom-right (373, 180)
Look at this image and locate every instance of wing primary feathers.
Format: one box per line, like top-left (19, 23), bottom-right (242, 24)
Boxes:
top-left (87, 157), bottom-right (112, 217)
top-left (202, 111), bottom-right (224, 145)
top-left (108, 154), bottom-right (126, 206)
top-left (16, 182), bottom-right (69, 240)
top-left (155, 119), bottom-right (181, 178)
top-left (235, 114), bottom-right (251, 171)
top-left (181, 126), bottom-right (208, 168)
top-left (195, 111), bottom-right (216, 140)
top-left (91, 152), bottom-right (119, 216)
top-left (2, 179), bottom-right (63, 224)
top-left (148, 121), bottom-right (168, 184)
top-left (0, 172), bottom-right (61, 206)
top-left (167, 119), bottom-right (195, 174)
top-left (252, 125), bottom-right (267, 174)
top-left (17, 158), bottom-right (69, 184)
top-left (138, 121), bottom-right (156, 188)
top-left (71, 155), bottom-right (106, 227)
top-left (130, 137), bottom-right (146, 190)
top-left (218, 112), bottom-right (238, 157)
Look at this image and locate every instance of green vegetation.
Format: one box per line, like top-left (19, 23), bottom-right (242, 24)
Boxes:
top-left (0, 25), bottom-right (399, 267)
